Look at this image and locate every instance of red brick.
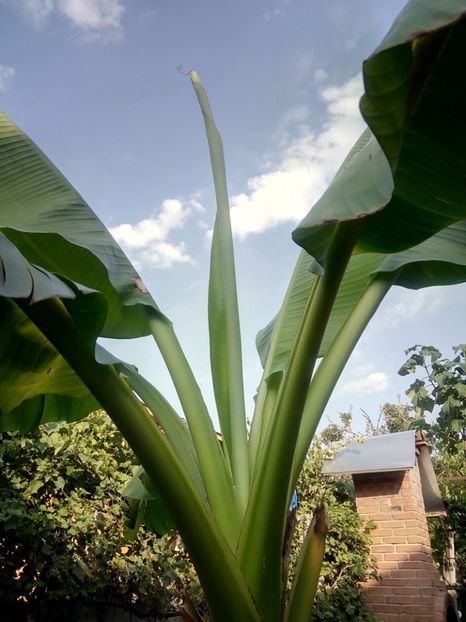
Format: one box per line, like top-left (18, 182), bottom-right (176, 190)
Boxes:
top-left (392, 587), bottom-right (419, 595)
top-left (397, 511), bottom-right (423, 520)
top-left (396, 544), bottom-right (425, 553)
top-left (399, 561), bottom-right (427, 570)
top-left (362, 578), bottom-right (379, 586)
top-left (371, 604), bottom-right (396, 614)
top-left (415, 570), bottom-right (437, 579)
top-left (385, 521), bottom-right (406, 529)
top-left (381, 577), bottom-right (411, 586)
top-left (370, 512), bottom-right (397, 521)
top-left (387, 536), bottom-right (408, 544)
top-left (373, 545), bottom-right (396, 553)
top-left (385, 553), bottom-right (409, 562)
top-left (365, 593), bottom-right (386, 604)
top-left (386, 594), bottom-right (416, 604)
top-left (407, 534), bottom-right (431, 545)
top-left (396, 528), bottom-right (424, 536)
top-left (356, 461), bottom-right (446, 621)
top-left (412, 595), bottom-right (433, 605)
top-left (410, 553), bottom-right (433, 562)
top-left (386, 570), bottom-right (419, 580)
top-left (401, 503), bottom-right (421, 512)
top-left (404, 605), bottom-right (433, 615)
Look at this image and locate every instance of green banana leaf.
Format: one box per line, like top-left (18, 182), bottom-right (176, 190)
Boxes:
top-left (0, 393), bottom-right (100, 433)
top-left (116, 358), bottom-right (206, 498)
top-left (0, 293), bottom-right (199, 477)
top-left (378, 219), bottom-right (466, 288)
top-left (0, 294), bottom-right (101, 429)
top-left (0, 226), bottom-right (110, 424)
top-left (122, 465), bottom-right (176, 536)
top-left (0, 109), bottom-right (174, 432)
top-left (0, 110), bottom-right (162, 338)
top-left (284, 504), bottom-right (329, 622)
top-left (256, 251), bottom-right (383, 377)
top-left (0, 231), bottom-right (76, 302)
top-left (191, 71), bottom-right (249, 508)
top-left (361, 0), bottom-right (466, 165)
top-left (258, 220), bottom-right (466, 381)
top-left (0, 232), bottom-right (106, 415)
top-left (294, 3), bottom-right (466, 267)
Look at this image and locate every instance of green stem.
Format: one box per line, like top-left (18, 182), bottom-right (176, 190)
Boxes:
top-left (284, 504), bottom-right (329, 622)
top-left (122, 365), bottom-right (206, 499)
top-left (292, 271), bottom-right (395, 483)
top-left (21, 298), bottom-right (260, 622)
top-left (238, 221), bottom-right (361, 620)
top-left (147, 312), bottom-right (240, 546)
top-left (249, 264), bottom-right (319, 474)
top-left (249, 371), bottom-right (282, 478)
top-left (191, 71), bottom-right (249, 511)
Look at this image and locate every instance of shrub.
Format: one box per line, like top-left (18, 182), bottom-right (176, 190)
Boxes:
top-left (0, 411), bottom-right (200, 620)
top-left (0, 412), bottom-right (378, 620)
top-left (292, 442), bottom-right (379, 621)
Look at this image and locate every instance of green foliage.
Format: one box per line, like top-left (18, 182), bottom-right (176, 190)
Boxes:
top-left (2, 2), bottom-right (466, 619)
top-left (291, 442), bottom-right (378, 622)
top-left (429, 449), bottom-right (466, 584)
top-left (358, 401), bottom-right (418, 436)
top-left (399, 344), bottom-right (466, 453)
top-left (0, 412), bottom-right (200, 620)
top-left (312, 585), bottom-right (380, 622)
top-left (365, 355), bottom-right (466, 591)
top-left (319, 412), bottom-right (353, 446)
top-left (377, 402), bottom-right (417, 434)
top-left (0, 409), bottom-right (378, 620)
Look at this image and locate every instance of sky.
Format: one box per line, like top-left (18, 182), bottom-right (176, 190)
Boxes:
top-left (1, 0), bottom-right (465, 434)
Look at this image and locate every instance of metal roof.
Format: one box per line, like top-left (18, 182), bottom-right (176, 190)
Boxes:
top-left (321, 430), bottom-right (445, 516)
top-left (321, 430), bottom-right (416, 476)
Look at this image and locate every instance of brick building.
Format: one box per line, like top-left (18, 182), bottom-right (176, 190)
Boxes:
top-left (323, 431), bottom-right (459, 621)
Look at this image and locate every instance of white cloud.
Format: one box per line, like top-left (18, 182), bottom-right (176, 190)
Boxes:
top-left (281, 104), bottom-right (311, 127)
top-left (293, 54), bottom-right (313, 83)
top-left (263, 7), bottom-right (284, 21)
top-left (58, 0), bottom-right (124, 32)
top-left (0, 64), bottom-right (15, 91)
top-left (313, 68), bottom-right (328, 84)
top-left (263, 0), bottom-right (291, 22)
top-left (13, 0), bottom-right (54, 27)
top-left (228, 74), bottom-right (365, 238)
top-left (138, 7), bottom-right (158, 24)
top-left (341, 372), bottom-right (389, 395)
top-left (110, 197), bottom-right (205, 270)
top-left (377, 287), bottom-right (445, 329)
top-left (11, 0), bottom-right (124, 38)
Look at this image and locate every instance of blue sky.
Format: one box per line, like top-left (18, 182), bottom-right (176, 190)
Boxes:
top-left (1, 0), bottom-right (465, 433)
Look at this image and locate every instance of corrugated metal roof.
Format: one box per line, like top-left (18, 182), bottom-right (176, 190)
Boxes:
top-left (321, 430), bottom-right (417, 475)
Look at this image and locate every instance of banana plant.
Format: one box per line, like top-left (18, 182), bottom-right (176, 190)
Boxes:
top-left (2, 1), bottom-right (466, 620)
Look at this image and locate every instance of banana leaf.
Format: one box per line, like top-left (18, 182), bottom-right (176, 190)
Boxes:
top-left (294, 3), bottom-right (466, 267)
top-left (0, 110), bottom-right (162, 338)
top-left (257, 220), bottom-right (466, 382)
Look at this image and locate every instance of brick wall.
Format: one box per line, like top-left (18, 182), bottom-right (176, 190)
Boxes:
top-left (354, 462), bottom-right (447, 621)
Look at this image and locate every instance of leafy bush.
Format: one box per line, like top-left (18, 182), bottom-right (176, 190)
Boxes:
top-left (0, 411), bottom-right (200, 620)
top-left (423, 446), bottom-right (466, 587)
top-left (399, 345), bottom-right (466, 584)
top-left (292, 442), bottom-right (379, 622)
top-left (0, 411), bottom-right (379, 620)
